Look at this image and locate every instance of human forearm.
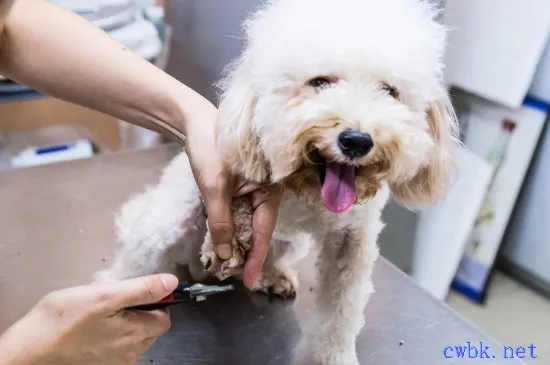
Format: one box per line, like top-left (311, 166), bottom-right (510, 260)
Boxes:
top-left (0, 0), bottom-right (213, 142)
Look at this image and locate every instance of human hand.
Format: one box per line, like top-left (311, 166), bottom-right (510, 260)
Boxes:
top-left (0, 274), bottom-right (178, 365)
top-left (235, 182), bottom-right (284, 288)
top-left (183, 101), bottom-right (283, 289)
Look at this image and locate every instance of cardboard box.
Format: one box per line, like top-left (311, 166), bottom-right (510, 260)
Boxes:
top-left (0, 97), bottom-right (120, 150)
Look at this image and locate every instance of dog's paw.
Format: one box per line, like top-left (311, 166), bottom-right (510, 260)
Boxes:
top-left (293, 334), bottom-right (359, 365)
top-left (313, 342), bottom-right (359, 365)
top-left (312, 360), bottom-right (359, 365)
top-left (317, 355), bottom-right (359, 365)
top-left (200, 236), bottom-right (246, 281)
top-left (313, 355), bottom-right (359, 365)
top-left (253, 269), bottom-right (298, 299)
top-left (294, 351), bottom-right (359, 365)
top-left (200, 195), bottom-right (253, 281)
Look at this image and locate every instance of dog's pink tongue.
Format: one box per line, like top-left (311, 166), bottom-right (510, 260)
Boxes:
top-left (321, 161), bottom-right (357, 213)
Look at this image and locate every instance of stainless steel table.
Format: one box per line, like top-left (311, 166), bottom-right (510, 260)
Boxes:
top-left (0, 145), bottom-right (525, 365)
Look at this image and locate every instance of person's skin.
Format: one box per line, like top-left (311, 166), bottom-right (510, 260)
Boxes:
top-left (0, 0), bottom-right (283, 363)
top-left (0, 274), bottom-right (179, 365)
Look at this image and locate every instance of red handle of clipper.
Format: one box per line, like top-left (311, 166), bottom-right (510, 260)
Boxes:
top-left (124, 293), bottom-right (175, 311)
top-left (157, 293), bottom-right (175, 303)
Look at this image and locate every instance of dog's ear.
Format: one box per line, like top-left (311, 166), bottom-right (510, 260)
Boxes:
top-left (390, 94), bottom-right (459, 207)
top-left (216, 65), bottom-right (270, 183)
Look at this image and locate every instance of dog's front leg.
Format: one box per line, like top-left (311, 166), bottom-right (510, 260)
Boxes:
top-left (297, 227), bottom-right (379, 365)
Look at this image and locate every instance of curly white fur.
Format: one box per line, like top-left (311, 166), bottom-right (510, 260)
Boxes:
top-left (94, 0), bottom-right (458, 364)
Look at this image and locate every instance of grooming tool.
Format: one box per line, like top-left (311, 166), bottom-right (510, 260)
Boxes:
top-left (125, 282), bottom-right (235, 311)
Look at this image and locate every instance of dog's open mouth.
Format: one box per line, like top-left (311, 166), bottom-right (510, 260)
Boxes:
top-left (315, 151), bottom-right (357, 213)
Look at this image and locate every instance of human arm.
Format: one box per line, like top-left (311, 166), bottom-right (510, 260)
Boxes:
top-left (0, 0), bottom-right (197, 142)
top-left (0, 274), bottom-right (178, 365)
top-left (0, 0), bottom-right (282, 287)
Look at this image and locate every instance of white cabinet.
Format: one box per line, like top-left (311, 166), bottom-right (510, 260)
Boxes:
top-left (444, 0), bottom-right (550, 108)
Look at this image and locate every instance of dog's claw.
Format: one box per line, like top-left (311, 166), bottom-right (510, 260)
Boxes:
top-left (204, 257), bottom-right (212, 271)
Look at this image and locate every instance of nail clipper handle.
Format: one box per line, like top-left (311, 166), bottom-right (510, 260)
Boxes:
top-left (125, 293), bottom-right (177, 311)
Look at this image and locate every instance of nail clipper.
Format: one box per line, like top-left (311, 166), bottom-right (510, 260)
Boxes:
top-left (125, 282), bottom-right (234, 311)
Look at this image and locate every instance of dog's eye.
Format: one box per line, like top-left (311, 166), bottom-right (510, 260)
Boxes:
top-left (307, 77), bottom-right (333, 90)
top-left (381, 83), bottom-right (399, 99)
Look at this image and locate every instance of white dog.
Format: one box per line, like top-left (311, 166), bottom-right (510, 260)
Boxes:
top-left (95, 0), bottom-right (458, 363)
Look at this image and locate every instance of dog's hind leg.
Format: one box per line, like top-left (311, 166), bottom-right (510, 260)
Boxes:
top-left (93, 152), bottom-right (207, 283)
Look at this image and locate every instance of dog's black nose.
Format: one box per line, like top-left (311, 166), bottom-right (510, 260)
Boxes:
top-left (338, 130), bottom-right (374, 158)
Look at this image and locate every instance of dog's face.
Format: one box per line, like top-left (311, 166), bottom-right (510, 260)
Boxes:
top-left (216, 0), bottom-right (458, 212)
